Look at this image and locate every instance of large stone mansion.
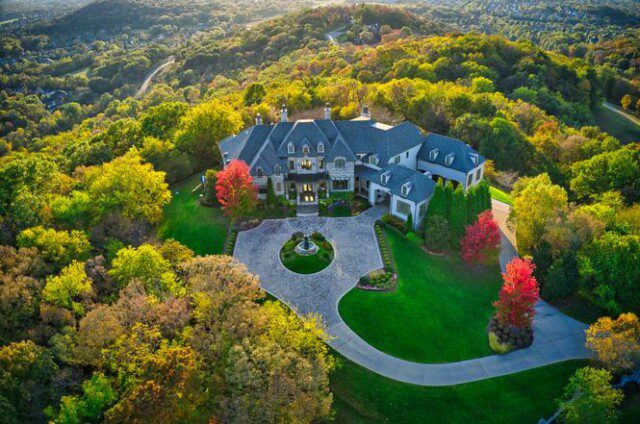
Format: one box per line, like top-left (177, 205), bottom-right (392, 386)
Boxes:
top-left (219, 105), bottom-right (486, 229)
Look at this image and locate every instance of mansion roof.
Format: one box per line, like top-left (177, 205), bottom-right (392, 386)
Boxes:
top-left (219, 116), bottom-right (485, 175)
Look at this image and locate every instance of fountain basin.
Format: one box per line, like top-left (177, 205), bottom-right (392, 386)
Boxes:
top-left (295, 240), bottom-right (318, 256)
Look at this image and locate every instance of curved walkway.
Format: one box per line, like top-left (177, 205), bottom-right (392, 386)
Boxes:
top-left (233, 204), bottom-right (590, 386)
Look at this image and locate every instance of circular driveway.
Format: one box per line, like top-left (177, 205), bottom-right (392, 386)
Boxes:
top-left (233, 207), bottom-right (385, 327)
top-left (233, 204), bottom-right (590, 386)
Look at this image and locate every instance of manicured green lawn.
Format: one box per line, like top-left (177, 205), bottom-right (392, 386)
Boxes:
top-left (157, 174), bottom-right (229, 255)
top-left (281, 249), bottom-right (333, 274)
top-left (330, 354), bottom-right (586, 423)
top-left (280, 234), bottom-right (334, 274)
top-left (339, 228), bottom-right (501, 363)
top-left (593, 103), bottom-right (640, 145)
top-left (490, 185), bottom-right (513, 205)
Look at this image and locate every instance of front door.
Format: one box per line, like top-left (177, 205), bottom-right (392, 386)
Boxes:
top-left (301, 183), bottom-right (316, 203)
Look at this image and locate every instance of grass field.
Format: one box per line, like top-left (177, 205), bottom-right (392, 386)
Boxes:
top-left (339, 228), bottom-right (501, 363)
top-left (490, 186), bottom-right (513, 205)
top-left (157, 174), bottom-right (229, 255)
top-left (593, 103), bottom-right (640, 145)
top-left (331, 355), bottom-right (586, 423)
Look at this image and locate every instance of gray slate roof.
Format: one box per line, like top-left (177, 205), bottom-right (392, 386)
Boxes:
top-left (220, 117), bottom-right (484, 177)
top-left (417, 133), bottom-right (486, 173)
top-left (369, 164), bottom-right (436, 203)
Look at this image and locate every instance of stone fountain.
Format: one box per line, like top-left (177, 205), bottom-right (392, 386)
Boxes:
top-left (294, 232), bottom-right (318, 256)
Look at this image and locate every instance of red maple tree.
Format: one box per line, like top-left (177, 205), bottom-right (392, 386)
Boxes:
top-left (460, 211), bottom-right (501, 266)
top-left (215, 159), bottom-right (257, 220)
top-left (493, 258), bottom-right (540, 329)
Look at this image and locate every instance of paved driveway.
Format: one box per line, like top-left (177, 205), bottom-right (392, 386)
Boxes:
top-left (233, 203), bottom-right (590, 386)
top-left (234, 207), bottom-right (385, 326)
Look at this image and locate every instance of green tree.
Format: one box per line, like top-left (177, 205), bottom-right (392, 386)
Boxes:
top-left (43, 261), bottom-right (92, 315)
top-left (84, 149), bottom-right (171, 223)
top-left (443, 180), bottom-right (454, 218)
top-left (244, 83), bottom-right (267, 106)
top-left (266, 177), bottom-right (276, 205)
top-left (424, 215), bottom-right (450, 251)
top-left (140, 102), bottom-right (189, 139)
top-left (557, 367), bottom-right (622, 424)
top-left (471, 76), bottom-right (495, 93)
top-left (426, 180), bottom-right (446, 219)
top-left (510, 173), bottom-right (568, 255)
top-left (17, 226), bottom-right (90, 269)
top-left (109, 244), bottom-right (182, 296)
top-left (51, 372), bottom-right (116, 424)
top-left (405, 212), bottom-right (413, 233)
top-left (449, 185), bottom-right (467, 246)
top-left (621, 94), bottom-right (632, 110)
top-left (570, 147), bottom-right (640, 201)
top-left (0, 341), bottom-right (58, 424)
top-left (174, 100), bottom-right (243, 169)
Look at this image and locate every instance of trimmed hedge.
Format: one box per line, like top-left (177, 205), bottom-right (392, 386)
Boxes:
top-left (223, 228), bottom-right (238, 255)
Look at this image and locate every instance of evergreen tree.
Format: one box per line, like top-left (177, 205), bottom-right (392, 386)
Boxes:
top-left (449, 185), bottom-right (467, 246)
top-left (266, 177), bottom-right (276, 205)
top-left (466, 185), bottom-right (477, 225)
top-left (443, 180), bottom-right (454, 218)
top-left (426, 180), bottom-right (446, 219)
top-left (405, 212), bottom-right (413, 233)
top-left (477, 181), bottom-right (491, 212)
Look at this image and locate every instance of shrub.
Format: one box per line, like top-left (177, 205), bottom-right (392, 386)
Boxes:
top-left (460, 211), bottom-right (501, 266)
top-left (586, 313), bottom-right (640, 373)
top-left (424, 215), bottom-right (450, 251)
top-left (488, 331), bottom-right (513, 354)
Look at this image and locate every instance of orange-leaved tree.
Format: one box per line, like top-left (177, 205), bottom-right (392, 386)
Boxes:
top-left (493, 257), bottom-right (539, 329)
top-left (215, 159), bottom-right (257, 220)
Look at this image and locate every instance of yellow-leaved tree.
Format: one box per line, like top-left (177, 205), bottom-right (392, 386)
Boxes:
top-left (586, 312), bottom-right (640, 373)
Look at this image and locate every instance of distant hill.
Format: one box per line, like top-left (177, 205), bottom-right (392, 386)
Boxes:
top-left (177, 4), bottom-right (445, 81)
top-left (31, 0), bottom-right (180, 33)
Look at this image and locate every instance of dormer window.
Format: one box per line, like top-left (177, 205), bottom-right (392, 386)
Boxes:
top-left (429, 148), bottom-right (439, 161)
top-left (287, 143), bottom-right (294, 154)
top-left (302, 145), bottom-right (310, 156)
top-left (401, 182), bottom-right (412, 198)
top-left (274, 165), bottom-right (281, 176)
top-left (256, 167), bottom-right (264, 177)
top-left (445, 153), bottom-right (455, 167)
top-left (317, 143), bottom-right (324, 153)
top-left (335, 157), bottom-right (346, 168)
top-left (469, 153), bottom-right (478, 165)
top-left (369, 155), bottom-right (379, 165)
top-left (381, 171), bottom-right (391, 185)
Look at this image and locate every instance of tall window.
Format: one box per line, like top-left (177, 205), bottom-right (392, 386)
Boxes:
top-left (288, 143), bottom-right (294, 154)
top-left (289, 160), bottom-right (295, 170)
top-left (335, 157), bottom-right (346, 168)
top-left (319, 158), bottom-right (325, 170)
top-left (394, 156), bottom-right (400, 164)
top-left (476, 168), bottom-right (482, 180)
top-left (369, 155), bottom-right (378, 165)
top-left (274, 165), bottom-right (281, 176)
top-left (396, 200), bottom-right (411, 215)
top-left (467, 174), bottom-right (473, 186)
top-left (302, 146), bottom-right (309, 155)
top-left (301, 159), bottom-right (312, 170)
top-left (418, 202), bottom-right (427, 218)
top-left (256, 167), bottom-right (263, 177)
top-left (318, 143), bottom-right (324, 153)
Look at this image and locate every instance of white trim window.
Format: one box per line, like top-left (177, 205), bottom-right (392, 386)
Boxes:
top-left (369, 155), bottom-right (379, 165)
top-left (445, 153), bottom-right (455, 167)
top-left (256, 167), bottom-right (264, 177)
top-left (274, 165), bottom-right (281, 176)
top-left (335, 157), bottom-right (346, 168)
top-left (396, 199), bottom-right (411, 215)
top-left (302, 144), bottom-right (310, 156)
top-left (429, 148), bottom-right (439, 161)
top-left (287, 143), bottom-right (295, 154)
top-left (317, 143), bottom-right (325, 153)
top-left (401, 182), bottom-right (412, 197)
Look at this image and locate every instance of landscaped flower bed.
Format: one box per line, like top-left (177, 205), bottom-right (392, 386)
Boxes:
top-left (358, 268), bottom-right (397, 291)
top-left (280, 232), bottom-right (334, 274)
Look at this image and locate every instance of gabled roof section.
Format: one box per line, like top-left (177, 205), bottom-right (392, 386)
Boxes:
top-left (371, 164), bottom-right (435, 203)
top-left (325, 136), bottom-right (356, 162)
top-left (219, 125), bottom-right (272, 164)
top-left (277, 120), bottom-right (330, 157)
top-left (250, 142), bottom-right (279, 175)
top-left (368, 121), bottom-right (424, 166)
top-left (417, 133), bottom-right (486, 173)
